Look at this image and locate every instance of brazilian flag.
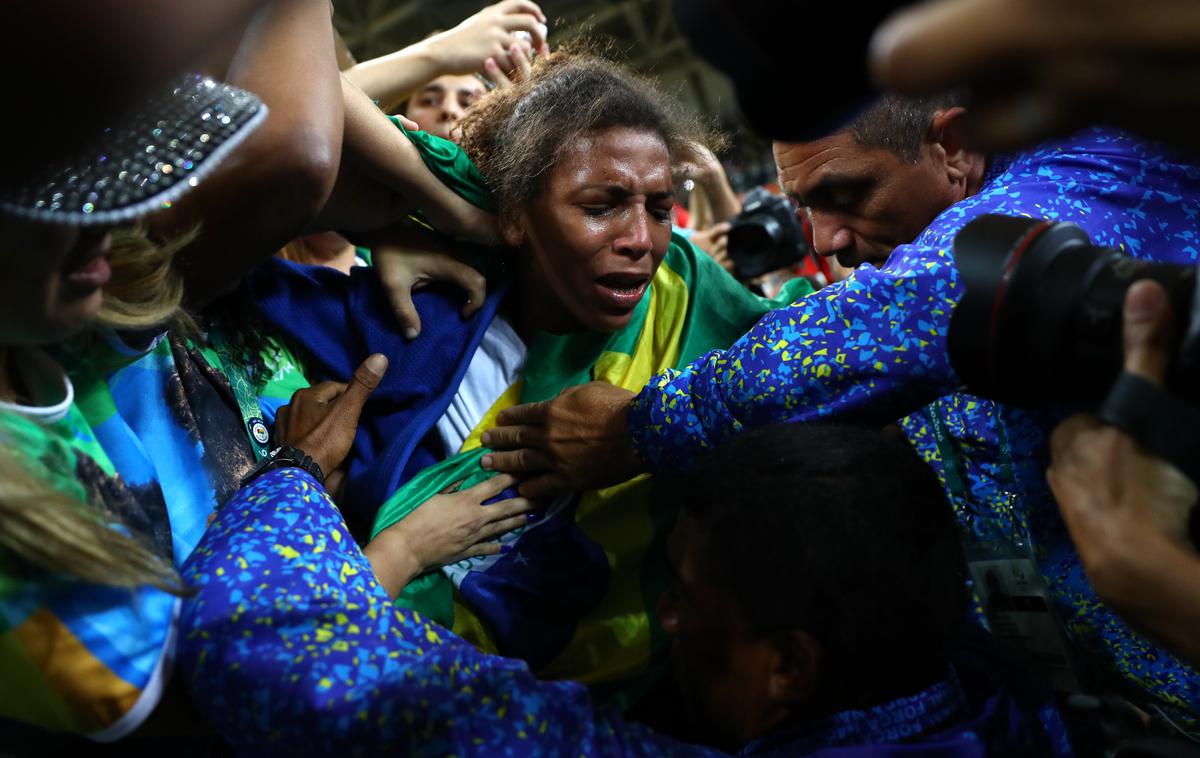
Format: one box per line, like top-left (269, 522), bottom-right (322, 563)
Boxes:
top-left (372, 193), bottom-right (811, 704)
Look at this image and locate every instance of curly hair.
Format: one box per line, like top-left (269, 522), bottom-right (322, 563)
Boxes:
top-left (457, 47), bottom-right (715, 221)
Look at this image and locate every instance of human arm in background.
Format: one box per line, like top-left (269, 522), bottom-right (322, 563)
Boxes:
top-left (1047, 280), bottom-right (1200, 668)
top-left (869, 0), bottom-right (1200, 154)
top-left (687, 221), bottom-right (734, 273)
top-left (680, 142), bottom-right (741, 229)
top-left (342, 0), bottom-right (548, 113)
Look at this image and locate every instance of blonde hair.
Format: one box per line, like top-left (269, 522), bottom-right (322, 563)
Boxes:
top-left (0, 226), bottom-right (195, 593)
top-left (97, 225), bottom-right (194, 331)
top-left (0, 444), bottom-right (187, 593)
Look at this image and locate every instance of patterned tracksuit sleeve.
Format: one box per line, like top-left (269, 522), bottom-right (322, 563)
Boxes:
top-left (178, 468), bottom-right (715, 757)
top-left (628, 245), bottom-right (962, 472)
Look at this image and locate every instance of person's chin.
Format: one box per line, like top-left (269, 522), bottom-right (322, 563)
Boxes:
top-left (52, 290), bottom-right (105, 339)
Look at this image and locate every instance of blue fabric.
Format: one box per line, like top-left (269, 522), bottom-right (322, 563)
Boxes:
top-left (180, 467), bottom-right (1072, 757)
top-left (246, 257), bottom-right (506, 525)
top-left (629, 128), bottom-right (1200, 727)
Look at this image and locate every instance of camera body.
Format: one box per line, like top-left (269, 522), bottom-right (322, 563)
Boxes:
top-left (726, 187), bottom-right (809, 279)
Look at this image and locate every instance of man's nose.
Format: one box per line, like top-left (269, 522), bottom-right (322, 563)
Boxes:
top-left (809, 211), bottom-right (855, 258)
top-left (615, 209), bottom-right (654, 257)
top-left (443, 100), bottom-right (465, 123)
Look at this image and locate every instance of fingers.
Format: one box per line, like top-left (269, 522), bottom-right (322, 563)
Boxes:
top-left (1122, 279), bottom-right (1173, 384)
top-left (484, 56), bottom-right (513, 88)
top-left (396, 114), bottom-right (420, 131)
top-left (480, 447), bottom-right (553, 473)
top-left (425, 254), bottom-right (487, 318)
top-left (482, 513), bottom-right (533, 540)
top-left (379, 269), bottom-right (421, 339)
top-left (480, 424), bottom-right (543, 450)
top-left (510, 42), bottom-right (533, 81)
top-left (487, 496), bottom-right (536, 520)
top-left (497, 0), bottom-right (547, 24)
top-left (1049, 413), bottom-right (1102, 466)
top-left (495, 399), bottom-right (549, 426)
top-left (465, 472), bottom-right (520, 501)
top-left (304, 380), bottom-right (349, 405)
top-left (500, 14), bottom-right (547, 53)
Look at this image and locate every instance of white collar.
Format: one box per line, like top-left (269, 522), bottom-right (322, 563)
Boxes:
top-left (0, 347), bottom-right (74, 425)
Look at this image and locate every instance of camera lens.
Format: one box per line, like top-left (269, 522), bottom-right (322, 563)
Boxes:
top-left (948, 214), bottom-right (1197, 406)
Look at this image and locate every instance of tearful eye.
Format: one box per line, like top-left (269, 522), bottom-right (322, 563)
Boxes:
top-left (581, 205), bottom-right (612, 217)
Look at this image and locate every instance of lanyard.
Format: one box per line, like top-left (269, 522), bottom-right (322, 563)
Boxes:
top-left (927, 399), bottom-right (1026, 552)
top-left (209, 329), bottom-right (271, 462)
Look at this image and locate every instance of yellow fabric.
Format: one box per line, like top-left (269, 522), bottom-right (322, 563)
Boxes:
top-left (460, 380), bottom-right (524, 454)
top-left (447, 259), bottom-right (691, 685)
top-left (6, 608), bottom-right (139, 733)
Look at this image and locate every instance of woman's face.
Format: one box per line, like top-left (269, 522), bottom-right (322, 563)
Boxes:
top-left (0, 217), bottom-right (112, 344)
top-left (510, 126), bottom-right (674, 334)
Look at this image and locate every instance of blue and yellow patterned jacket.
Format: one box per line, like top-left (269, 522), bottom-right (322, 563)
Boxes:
top-left (629, 127), bottom-right (1200, 727)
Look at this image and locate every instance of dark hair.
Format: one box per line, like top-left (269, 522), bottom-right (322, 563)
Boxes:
top-left (665, 423), bottom-right (967, 706)
top-left (847, 90), bottom-right (970, 163)
top-left (457, 47), bottom-right (712, 221)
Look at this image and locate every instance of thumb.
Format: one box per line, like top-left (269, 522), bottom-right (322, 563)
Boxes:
top-left (1122, 280), bottom-right (1173, 385)
top-left (331, 353), bottom-right (388, 427)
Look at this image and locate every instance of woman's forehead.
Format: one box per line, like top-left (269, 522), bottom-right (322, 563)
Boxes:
top-left (551, 127), bottom-right (672, 192)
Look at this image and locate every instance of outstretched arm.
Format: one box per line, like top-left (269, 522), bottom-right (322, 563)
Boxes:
top-left (179, 467), bottom-right (709, 755)
top-left (1048, 280), bottom-right (1200, 668)
top-left (484, 243), bottom-right (961, 495)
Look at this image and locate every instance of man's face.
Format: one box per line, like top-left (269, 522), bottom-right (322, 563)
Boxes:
top-left (655, 514), bottom-right (784, 750)
top-left (774, 132), bottom-right (963, 269)
top-left (404, 74), bottom-right (486, 142)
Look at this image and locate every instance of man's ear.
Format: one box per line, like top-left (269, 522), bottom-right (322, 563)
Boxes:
top-left (928, 107), bottom-right (984, 190)
top-left (766, 628), bottom-right (823, 708)
top-left (501, 212), bottom-right (526, 248)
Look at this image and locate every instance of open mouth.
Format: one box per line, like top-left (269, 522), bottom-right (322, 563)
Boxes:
top-left (594, 272), bottom-right (650, 310)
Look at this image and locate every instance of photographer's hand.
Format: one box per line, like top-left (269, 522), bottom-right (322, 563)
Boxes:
top-left (1048, 281), bottom-right (1200, 667)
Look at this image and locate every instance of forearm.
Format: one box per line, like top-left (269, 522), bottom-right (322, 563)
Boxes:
top-left (629, 247), bottom-right (961, 471)
top-left (316, 79), bottom-right (497, 242)
top-left (1081, 524), bottom-right (1200, 668)
top-left (342, 40), bottom-right (445, 113)
top-left (180, 468), bottom-right (691, 755)
top-left (167, 0), bottom-right (344, 305)
top-left (363, 528), bottom-right (423, 598)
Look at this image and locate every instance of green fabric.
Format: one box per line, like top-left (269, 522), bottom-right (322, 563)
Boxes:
top-left (391, 117), bottom-right (495, 213)
top-left (367, 124), bottom-right (814, 693)
top-left (371, 238), bottom-right (812, 613)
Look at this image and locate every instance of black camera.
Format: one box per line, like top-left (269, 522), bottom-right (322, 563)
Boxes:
top-left (726, 187), bottom-right (809, 279)
top-left (948, 214), bottom-right (1200, 407)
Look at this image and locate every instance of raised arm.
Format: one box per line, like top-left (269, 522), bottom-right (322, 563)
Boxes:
top-left (161, 0), bottom-right (344, 306)
top-left (342, 0), bottom-right (548, 113)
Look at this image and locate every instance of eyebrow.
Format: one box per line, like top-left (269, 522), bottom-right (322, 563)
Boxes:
top-left (418, 84), bottom-right (445, 95)
top-left (577, 183), bottom-right (675, 201)
top-left (791, 173), bottom-right (874, 207)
